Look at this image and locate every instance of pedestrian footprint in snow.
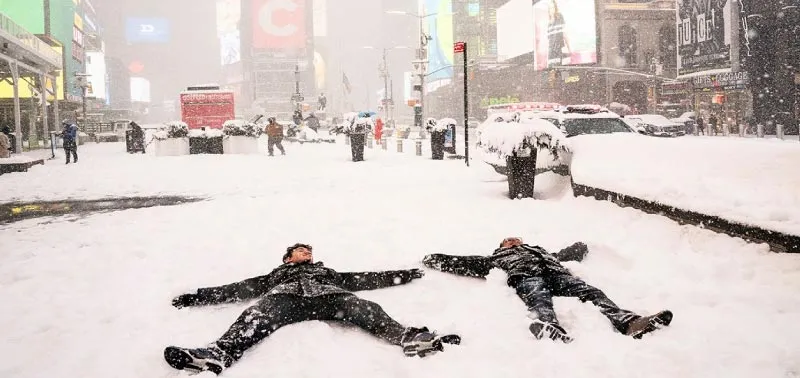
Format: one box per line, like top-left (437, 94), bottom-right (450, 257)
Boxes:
top-left (423, 237), bottom-right (672, 343)
top-left (165, 243), bottom-right (460, 375)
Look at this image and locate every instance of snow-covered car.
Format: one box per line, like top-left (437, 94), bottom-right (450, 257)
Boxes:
top-left (670, 111), bottom-right (697, 134)
top-left (532, 105), bottom-right (636, 138)
top-left (624, 114), bottom-right (686, 137)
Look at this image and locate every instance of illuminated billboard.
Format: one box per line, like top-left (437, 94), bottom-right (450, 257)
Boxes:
top-left (86, 52), bottom-right (107, 100)
top-left (125, 18), bottom-right (170, 44)
top-left (130, 77), bottom-right (151, 103)
top-left (532, 0), bottom-right (597, 70)
top-left (252, 0), bottom-right (306, 49)
top-left (497, 0), bottom-right (534, 62)
top-left (0, 0), bottom-right (45, 33)
top-left (425, 0), bottom-right (453, 81)
top-left (677, 0), bottom-right (731, 76)
top-left (216, 0), bottom-right (241, 65)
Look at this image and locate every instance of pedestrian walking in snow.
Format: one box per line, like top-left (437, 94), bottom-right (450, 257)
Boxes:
top-left (423, 237), bottom-right (672, 343)
top-left (61, 120), bottom-right (79, 164)
top-left (264, 117), bottom-right (286, 156)
top-left (165, 243), bottom-right (460, 375)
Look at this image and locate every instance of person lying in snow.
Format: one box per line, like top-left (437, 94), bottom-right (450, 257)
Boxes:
top-left (422, 237), bottom-right (672, 343)
top-left (165, 243), bottom-right (460, 375)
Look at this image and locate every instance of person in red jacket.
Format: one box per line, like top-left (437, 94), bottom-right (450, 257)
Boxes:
top-left (374, 118), bottom-right (384, 142)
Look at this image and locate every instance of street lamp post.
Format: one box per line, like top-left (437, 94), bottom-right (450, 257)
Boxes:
top-left (386, 10), bottom-right (438, 136)
top-left (75, 73), bottom-right (91, 128)
top-left (364, 46), bottom-right (408, 123)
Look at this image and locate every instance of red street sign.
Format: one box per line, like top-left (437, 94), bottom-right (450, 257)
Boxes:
top-left (453, 42), bottom-right (465, 53)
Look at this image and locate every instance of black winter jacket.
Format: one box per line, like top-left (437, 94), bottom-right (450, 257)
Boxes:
top-left (423, 242), bottom-right (588, 286)
top-left (188, 261), bottom-right (419, 306)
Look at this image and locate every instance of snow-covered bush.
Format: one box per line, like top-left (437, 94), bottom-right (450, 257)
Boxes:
top-left (153, 121), bottom-right (189, 140)
top-left (188, 128), bottom-right (224, 138)
top-left (435, 118), bottom-right (457, 132)
top-left (477, 118), bottom-right (571, 163)
top-left (222, 120), bottom-right (263, 138)
top-left (343, 117), bottom-right (373, 134)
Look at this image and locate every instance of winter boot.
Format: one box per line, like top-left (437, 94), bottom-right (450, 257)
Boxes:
top-left (624, 310), bottom-right (673, 339)
top-left (401, 327), bottom-right (460, 357)
top-left (529, 319), bottom-right (574, 343)
top-left (164, 344), bottom-right (233, 375)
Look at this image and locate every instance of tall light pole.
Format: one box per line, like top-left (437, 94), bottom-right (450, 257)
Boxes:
top-left (386, 10), bottom-right (438, 135)
top-left (75, 73), bottom-right (91, 127)
top-left (363, 45), bottom-right (408, 123)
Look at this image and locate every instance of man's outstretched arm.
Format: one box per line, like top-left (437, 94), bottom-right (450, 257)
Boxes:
top-left (338, 269), bottom-right (425, 292)
top-left (552, 242), bottom-right (589, 263)
top-left (422, 254), bottom-right (493, 278)
top-left (172, 274), bottom-right (273, 308)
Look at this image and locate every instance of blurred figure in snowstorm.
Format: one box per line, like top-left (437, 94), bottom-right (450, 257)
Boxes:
top-left (423, 237), bottom-right (673, 343)
top-left (265, 117), bottom-right (286, 156)
top-left (304, 112), bottom-right (321, 133)
top-left (164, 243), bottom-right (459, 375)
top-left (61, 119), bottom-right (79, 164)
top-left (318, 93), bottom-right (327, 111)
top-left (374, 117), bottom-right (384, 142)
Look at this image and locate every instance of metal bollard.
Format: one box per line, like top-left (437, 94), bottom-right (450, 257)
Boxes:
top-left (757, 124), bottom-right (765, 138)
top-left (777, 124), bottom-right (785, 140)
top-left (722, 123), bottom-right (730, 136)
top-left (415, 139), bottom-right (422, 156)
top-left (693, 123), bottom-right (699, 136)
top-left (396, 139), bottom-right (403, 153)
top-left (367, 137), bottom-right (373, 149)
top-left (345, 136), bottom-right (350, 145)
top-left (738, 124), bottom-right (745, 137)
top-left (381, 137), bottom-right (387, 150)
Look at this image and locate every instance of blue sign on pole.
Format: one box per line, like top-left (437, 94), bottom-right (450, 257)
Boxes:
top-left (125, 18), bottom-right (170, 43)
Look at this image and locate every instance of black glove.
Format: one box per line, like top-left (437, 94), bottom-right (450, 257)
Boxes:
top-left (408, 268), bottom-right (425, 279)
top-left (172, 293), bottom-right (200, 308)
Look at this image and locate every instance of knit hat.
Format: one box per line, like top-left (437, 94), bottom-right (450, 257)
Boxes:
top-left (283, 243), bottom-right (313, 262)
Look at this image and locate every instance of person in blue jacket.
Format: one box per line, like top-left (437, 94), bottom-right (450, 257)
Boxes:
top-left (61, 120), bottom-right (79, 164)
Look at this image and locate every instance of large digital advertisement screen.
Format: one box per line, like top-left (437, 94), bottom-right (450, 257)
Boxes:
top-left (0, 0), bottom-right (45, 33)
top-left (497, 0), bottom-right (534, 62)
top-left (130, 77), bottom-right (151, 103)
top-left (676, 0), bottom-right (731, 76)
top-left (125, 18), bottom-right (170, 44)
top-left (252, 0), bottom-right (307, 49)
top-left (532, 0), bottom-right (597, 70)
top-left (86, 51), bottom-right (107, 101)
top-left (216, 0), bottom-right (241, 65)
top-left (425, 0), bottom-right (453, 82)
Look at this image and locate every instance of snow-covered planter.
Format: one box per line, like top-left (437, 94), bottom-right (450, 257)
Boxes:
top-left (343, 117), bottom-right (374, 135)
top-left (477, 118), bottom-right (571, 173)
top-left (152, 121), bottom-right (190, 156)
top-left (222, 120), bottom-right (261, 154)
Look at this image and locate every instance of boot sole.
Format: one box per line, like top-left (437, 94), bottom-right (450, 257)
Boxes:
top-left (402, 334), bottom-right (460, 357)
top-left (630, 310), bottom-right (673, 339)
top-left (164, 346), bottom-right (224, 375)
top-left (529, 323), bottom-right (574, 343)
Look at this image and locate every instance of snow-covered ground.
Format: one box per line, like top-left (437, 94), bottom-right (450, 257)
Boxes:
top-left (569, 134), bottom-right (800, 235)
top-left (1, 141), bottom-right (799, 378)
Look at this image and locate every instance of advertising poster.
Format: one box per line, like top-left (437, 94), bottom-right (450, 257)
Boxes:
top-left (425, 0), bottom-right (454, 82)
top-left (497, 0), bottom-right (534, 62)
top-left (677, 0), bottom-right (731, 76)
top-left (216, 0), bottom-right (241, 65)
top-left (532, 0), bottom-right (597, 70)
top-left (125, 18), bottom-right (170, 44)
top-left (252, 0), bottom-right (306, 49)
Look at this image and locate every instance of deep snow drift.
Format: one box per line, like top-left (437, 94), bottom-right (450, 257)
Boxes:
top-left (1, 141), bottom-right (799, 378)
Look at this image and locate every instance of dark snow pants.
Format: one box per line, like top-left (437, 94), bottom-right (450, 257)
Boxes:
top-left (64, 140), bottom-right (78, 163)
top-left (514, 273), bottom-right (639, 333)
top-left (214, 293), bottom-right (407, 360)
top-left (267, 136), bottom-right (285, 156)
top-left (349, 134), bottom-right (365, 161)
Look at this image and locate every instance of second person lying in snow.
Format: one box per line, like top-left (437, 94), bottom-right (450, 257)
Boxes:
top-left (423, 237), bottom-right (672, 343)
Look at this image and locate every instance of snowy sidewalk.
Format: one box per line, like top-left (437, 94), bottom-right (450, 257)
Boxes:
top-left (1, 139), bottom-right (799, 378)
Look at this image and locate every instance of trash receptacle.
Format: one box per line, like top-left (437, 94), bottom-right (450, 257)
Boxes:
top-left (125, 129), bottom-right (146, 153)
top-left (444, 125), bottom-right (456, 154)
top-left (430, 130), bottom-right (446, 160)
top-left (506, 150), bottom-right (538, 199)
top-left (349, 133), bottom-right (366, 161)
